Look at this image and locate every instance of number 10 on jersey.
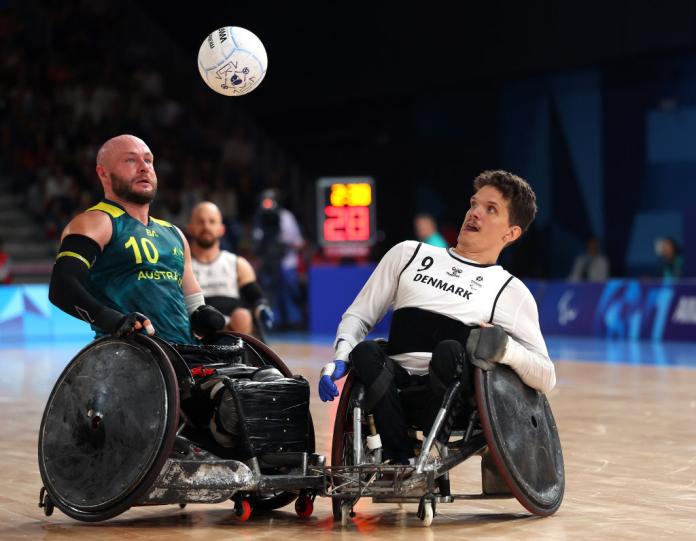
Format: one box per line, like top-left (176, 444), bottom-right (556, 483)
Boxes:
top-left (316, 177), bottom-right (377, 255)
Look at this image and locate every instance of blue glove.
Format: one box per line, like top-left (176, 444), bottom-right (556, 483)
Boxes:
top-left (319, 360), bottom-right (349, 402)
top-left (256, 304), bottom-right (274, 330)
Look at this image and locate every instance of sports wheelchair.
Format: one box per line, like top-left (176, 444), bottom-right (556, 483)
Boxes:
top-left (37, 333), bottom-right (324, 522)
top-left (324, 363), bottom-right (565, 526)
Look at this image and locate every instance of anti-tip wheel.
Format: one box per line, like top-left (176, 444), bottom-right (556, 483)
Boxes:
top-left (234, 498), bottom-right (252, 522)
top-left (421, 501), bottom-right (433, 527)
top-left (340, 502), bottom-right (352, 526)
top-left (295, 495), bottom-right (314, 519)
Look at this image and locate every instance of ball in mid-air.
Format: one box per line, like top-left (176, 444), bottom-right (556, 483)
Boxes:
top-left (197, 26), bottom-right (267, 96)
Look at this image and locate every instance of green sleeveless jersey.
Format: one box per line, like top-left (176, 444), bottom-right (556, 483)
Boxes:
top-left (86, 200), bottom-right (194, 344)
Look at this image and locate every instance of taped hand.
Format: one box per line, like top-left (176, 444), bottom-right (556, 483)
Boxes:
top-left (318, 360), bottom-right (349, 402)
top-left (111, 312), bottom-right (155, 338)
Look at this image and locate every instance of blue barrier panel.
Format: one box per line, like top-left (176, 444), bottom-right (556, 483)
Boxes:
top-left (308, 264), bottom-right (392, 336)
top-left (534, 279), bottom-right (696, 341)
top-left (4, 278), bottom-right (695, 343)
top-left (538, 282), bottom-right (606, 336)
top-left (0, 285), bottom-right (93, 341)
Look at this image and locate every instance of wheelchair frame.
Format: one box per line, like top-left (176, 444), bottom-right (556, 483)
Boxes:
top-left (38, 333), bottom-right (324, 522)
top-left (323, 367), bottom-right (564, 526)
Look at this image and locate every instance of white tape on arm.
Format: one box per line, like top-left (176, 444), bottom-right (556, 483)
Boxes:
top-left (320, 362), bottom-right (336, 378)
top-left (184, 291), bottom-right (205, 315)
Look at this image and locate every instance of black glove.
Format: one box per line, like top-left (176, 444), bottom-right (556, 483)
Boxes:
top-left (108, 312), bottom-right (155, 338)
top-left (466, 324), bottom-right (508, 371)
top-left (190, 304), bottom-right (226, 338)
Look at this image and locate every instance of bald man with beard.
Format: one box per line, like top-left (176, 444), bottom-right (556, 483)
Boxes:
top-left (188, 201), bottom-right (274, 335)
top-left (48, 134), bottom-right (225, 343)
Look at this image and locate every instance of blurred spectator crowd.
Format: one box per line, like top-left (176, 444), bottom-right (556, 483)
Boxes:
top-left (0, 1), bottom-right (303, 254)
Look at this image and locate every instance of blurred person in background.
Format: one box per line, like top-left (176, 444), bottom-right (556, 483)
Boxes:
top-left (414, 213), bottom-right (448, 248)
top-left (253, 189), bottom-right (304, 330)
top-left (568, 236), bottom-right (610, 282)
top-left (656, 237), bottom-right (683, 280)
top-left (189, 201), bottom-right (273, 335)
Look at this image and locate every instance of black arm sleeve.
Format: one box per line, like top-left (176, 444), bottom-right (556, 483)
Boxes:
top-left (239, 281), bottom-right (268, 307)
top-left (48, 234), bottom-right (124, 333)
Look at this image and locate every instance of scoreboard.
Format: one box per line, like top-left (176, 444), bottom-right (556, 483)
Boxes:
top-left (316, 177), bottom-right (376, 257)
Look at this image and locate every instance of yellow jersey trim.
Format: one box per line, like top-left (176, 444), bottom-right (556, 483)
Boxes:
top-left (150, 217), bottom-right (173, 227)
top-left (87, 202), bottom-right (125, 218)
top-left (57, 251), bottom-right (92, 269)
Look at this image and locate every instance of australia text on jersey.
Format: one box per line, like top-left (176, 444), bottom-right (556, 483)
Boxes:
top-left (137, 269), bottom-right (183, 287)
top-left (413, 272), bottom-right (472, 299)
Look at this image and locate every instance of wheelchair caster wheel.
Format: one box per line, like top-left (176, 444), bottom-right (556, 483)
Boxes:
top-left (340, 502), bottom-right (353, 526)
top-left (179, 503), bottom-right (187, 509)
top-left (421, 502), bottom-right (433, 527)
top-left (233, 498), bottom-right (252, 522)
top-left (39, 487), bottom-right (54, 517)
top-left (295, 492), bottom-right (314, 518)
top-left (417, 497), bottom-right (435, 527)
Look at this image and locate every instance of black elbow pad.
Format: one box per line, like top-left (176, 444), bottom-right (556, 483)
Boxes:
top-left (239, 281), bottom-right (266, 307)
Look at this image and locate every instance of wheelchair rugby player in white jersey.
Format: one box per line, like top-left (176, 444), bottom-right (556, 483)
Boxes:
top-left (319, 170), bottom-right (563, 525)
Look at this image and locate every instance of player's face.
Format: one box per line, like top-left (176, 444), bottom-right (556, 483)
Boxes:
top-left (109, 146), bottom-right (158, 205)
top-left (457, 185), bottom-right (517, 254)
top-left (190, 208), bottom-right (224, 248)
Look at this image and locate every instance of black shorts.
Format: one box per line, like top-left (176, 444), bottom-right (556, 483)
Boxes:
top-left (205, 296), bottom-right (245, 315)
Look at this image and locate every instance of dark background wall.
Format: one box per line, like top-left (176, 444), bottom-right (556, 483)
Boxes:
top-left (3, 0), bottom-right (696, 278)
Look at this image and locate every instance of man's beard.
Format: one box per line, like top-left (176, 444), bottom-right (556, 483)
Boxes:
top-left (194, 235), bottom-right (217, 249)
top-left (110, 173), bottom-right (157, 205)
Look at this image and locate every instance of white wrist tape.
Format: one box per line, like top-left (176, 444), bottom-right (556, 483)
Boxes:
top-left (320, 362), bottom-right (336, 378)
top-left (184, 291), bottom-right (205, 316)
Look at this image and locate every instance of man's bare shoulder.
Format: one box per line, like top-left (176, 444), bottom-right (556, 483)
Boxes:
top-left (61, 211), bottom-right (113, 248)
top-left (236, 255), bottom-right (257, 284)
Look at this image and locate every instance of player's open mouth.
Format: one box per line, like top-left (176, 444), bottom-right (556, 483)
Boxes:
top-left (464, 222), bottom-right (480, 232)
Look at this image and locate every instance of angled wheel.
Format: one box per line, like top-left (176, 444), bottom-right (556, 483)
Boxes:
top-left (330, 372), bottom-right (364, 521)
top-left (38, 335), bottom-right (179, 522)
top-left (474, 365), bottom-right (565, 516)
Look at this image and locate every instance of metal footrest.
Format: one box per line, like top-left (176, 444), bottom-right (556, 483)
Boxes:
top-left (319, 465), bottom-right (434, 498)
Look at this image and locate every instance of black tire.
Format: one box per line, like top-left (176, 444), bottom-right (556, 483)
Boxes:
top-left (330, 372), bottom-right (361, 521)
top-left (474, 366), bottom-right (565, 516)
top-left (38, 335), bottom-right (179, 522)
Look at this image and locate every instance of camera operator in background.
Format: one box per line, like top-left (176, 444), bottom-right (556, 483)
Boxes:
top-left (252, 189), bottom-right (305, 330)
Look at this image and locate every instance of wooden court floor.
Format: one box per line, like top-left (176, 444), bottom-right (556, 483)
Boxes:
top-left (1, 339), bottom-right (695, 540)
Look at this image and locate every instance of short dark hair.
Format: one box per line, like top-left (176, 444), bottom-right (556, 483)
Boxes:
top-left (473, 170), bottom-right (537, 231)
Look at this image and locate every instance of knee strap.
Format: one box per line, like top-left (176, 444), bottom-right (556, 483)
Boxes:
top-left (363, 357), bottom-right (396, 413)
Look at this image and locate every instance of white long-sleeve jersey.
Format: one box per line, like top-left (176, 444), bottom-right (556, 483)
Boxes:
top-left (334, 241), bottom-right (556, 394)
